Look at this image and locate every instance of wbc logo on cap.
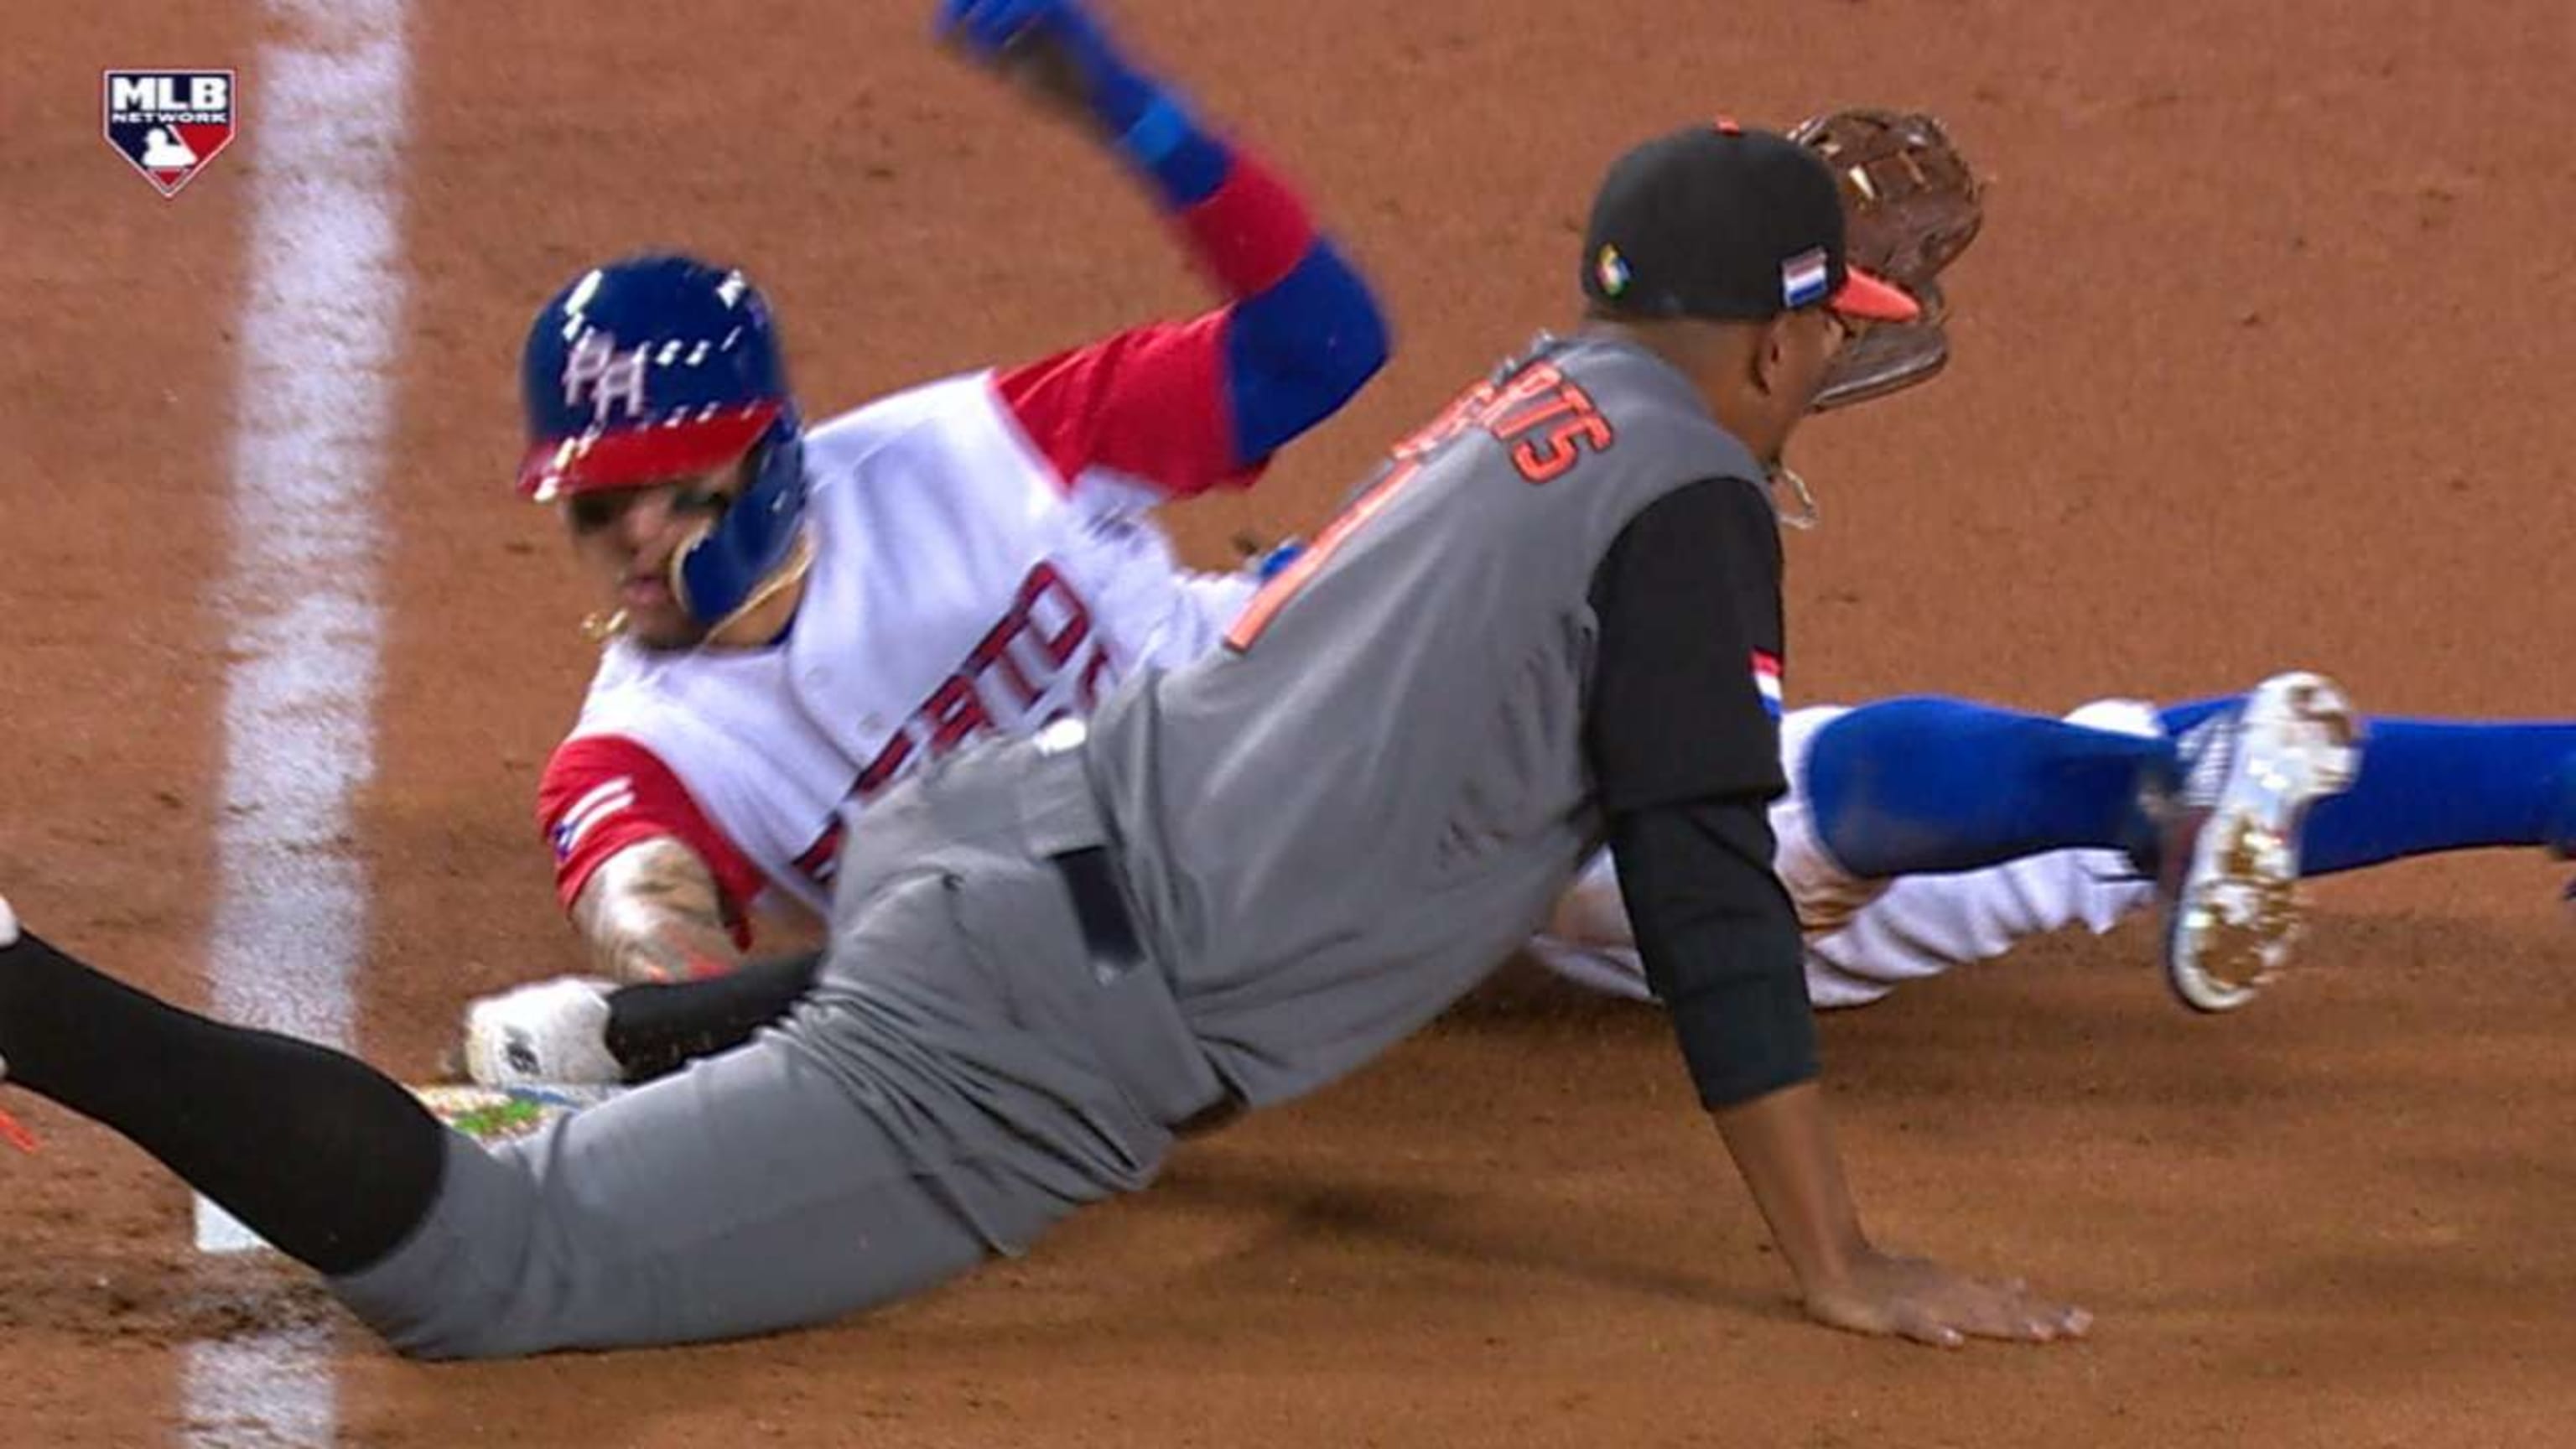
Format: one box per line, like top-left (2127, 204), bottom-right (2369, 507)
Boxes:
top-left (1780, 247), bottom-right (1831, 309)
top-left (1594, 244), bottom-right (1632, 298)
top-left (103, 70), bottom-right (237, 198)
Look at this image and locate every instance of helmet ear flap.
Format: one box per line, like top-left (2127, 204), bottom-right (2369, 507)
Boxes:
top-left (670, 414), bottom-right (811, 635)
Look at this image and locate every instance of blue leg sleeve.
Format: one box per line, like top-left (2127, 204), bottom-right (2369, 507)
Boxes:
top-left (1805, 698), bottom-right (2174, 880)
top-left (2232, 715), bottom-right (2573, 875)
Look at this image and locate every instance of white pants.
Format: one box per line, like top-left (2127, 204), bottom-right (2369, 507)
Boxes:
top-left (1529, 700), bottom-right (2163, 1010)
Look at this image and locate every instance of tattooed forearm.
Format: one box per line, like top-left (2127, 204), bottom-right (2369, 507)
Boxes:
top-left (571, 837), bottom-right (745, 984)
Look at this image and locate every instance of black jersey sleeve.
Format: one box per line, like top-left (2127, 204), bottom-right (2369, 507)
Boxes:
top-left (1586, 480), bottom-right (1788, 813)
top-left (1587, 479), bottom-right (1815, 1109)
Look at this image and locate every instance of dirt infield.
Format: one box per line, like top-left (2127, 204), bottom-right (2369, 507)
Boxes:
top-left (3, 1), bottom-right (2573, 1445)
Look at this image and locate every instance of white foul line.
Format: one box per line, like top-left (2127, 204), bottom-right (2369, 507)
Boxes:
top-left (188, 2), bottom-right (412, 1445)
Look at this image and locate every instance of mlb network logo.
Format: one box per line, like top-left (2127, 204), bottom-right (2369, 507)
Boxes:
top-left (103, 70), bottom-right (237, 197)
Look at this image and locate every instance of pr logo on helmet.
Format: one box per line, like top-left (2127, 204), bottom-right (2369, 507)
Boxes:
top-left (562, 331), bottom-right (652, 428)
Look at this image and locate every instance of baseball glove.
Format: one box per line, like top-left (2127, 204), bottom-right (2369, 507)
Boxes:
top-left (1790, 107), bottom-right (1985, 412)
top-left (1810, 278), bottom-right (1955, 413)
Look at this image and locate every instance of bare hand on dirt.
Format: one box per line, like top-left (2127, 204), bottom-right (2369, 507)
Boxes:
top-left (1801, 1247), bottom-right (2090, 1348)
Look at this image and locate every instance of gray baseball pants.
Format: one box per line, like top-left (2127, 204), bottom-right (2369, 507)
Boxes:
top-left (331, 736), bottom-right (1233, 1359)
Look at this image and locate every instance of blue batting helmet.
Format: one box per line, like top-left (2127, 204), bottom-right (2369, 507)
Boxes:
top-left (518, 254), bottom-right (808, 629)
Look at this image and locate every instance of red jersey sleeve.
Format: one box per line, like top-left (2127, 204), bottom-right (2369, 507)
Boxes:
top-left (994, 313), bottom-right (1254, 501)
top-left (537, 735), bottom-right (766, 946)
top-left (991, 149), bottom-right (1322, 500)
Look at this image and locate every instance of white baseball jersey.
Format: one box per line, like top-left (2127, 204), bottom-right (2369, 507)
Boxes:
top-left (532, 138), bottom-right (1381, 946)
top-left (538, 365), bottom-right (1261, 937)
top-left (1529, 699), bottom-right (2163, 1008)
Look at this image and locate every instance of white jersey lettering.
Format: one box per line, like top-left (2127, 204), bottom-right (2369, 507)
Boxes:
top-left (552, 371), bottom-right (1255, 921)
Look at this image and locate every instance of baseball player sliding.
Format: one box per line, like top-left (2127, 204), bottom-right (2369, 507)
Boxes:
top-left (455, 86), bottom-right (2389, 1082)
top-left (0, 105), bottom-right (2128, 1356)
top-left (494, 673), bottom-right (2576, 1085)
top-left (529, 0), bottom-right (1385, 995)
top-left (469, 657), bottom-right (2576, 1075)
top-left (505, 17), bottom-right (2024, 1079)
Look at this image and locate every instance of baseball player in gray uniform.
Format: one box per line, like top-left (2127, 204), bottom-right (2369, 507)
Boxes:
top-left (0, 122), bottom-right (2093, 1358)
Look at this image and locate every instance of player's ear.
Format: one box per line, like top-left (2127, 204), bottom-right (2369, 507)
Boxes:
top-left (1750, 314), bottom-right (1794, 397)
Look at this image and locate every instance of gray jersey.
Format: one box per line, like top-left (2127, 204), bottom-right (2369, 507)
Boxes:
top-left (319, 334), bottom-right (1777, 1359)
top-left (1086, 332), bottom-right (1767, 1105)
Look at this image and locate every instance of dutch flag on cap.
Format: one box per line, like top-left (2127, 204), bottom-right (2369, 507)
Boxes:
top-left (1780, 247), bottom-right (1831, 309)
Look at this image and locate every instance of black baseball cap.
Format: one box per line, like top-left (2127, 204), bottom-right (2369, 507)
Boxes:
top-left (1582, 118), bottom-right (1919, 324)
